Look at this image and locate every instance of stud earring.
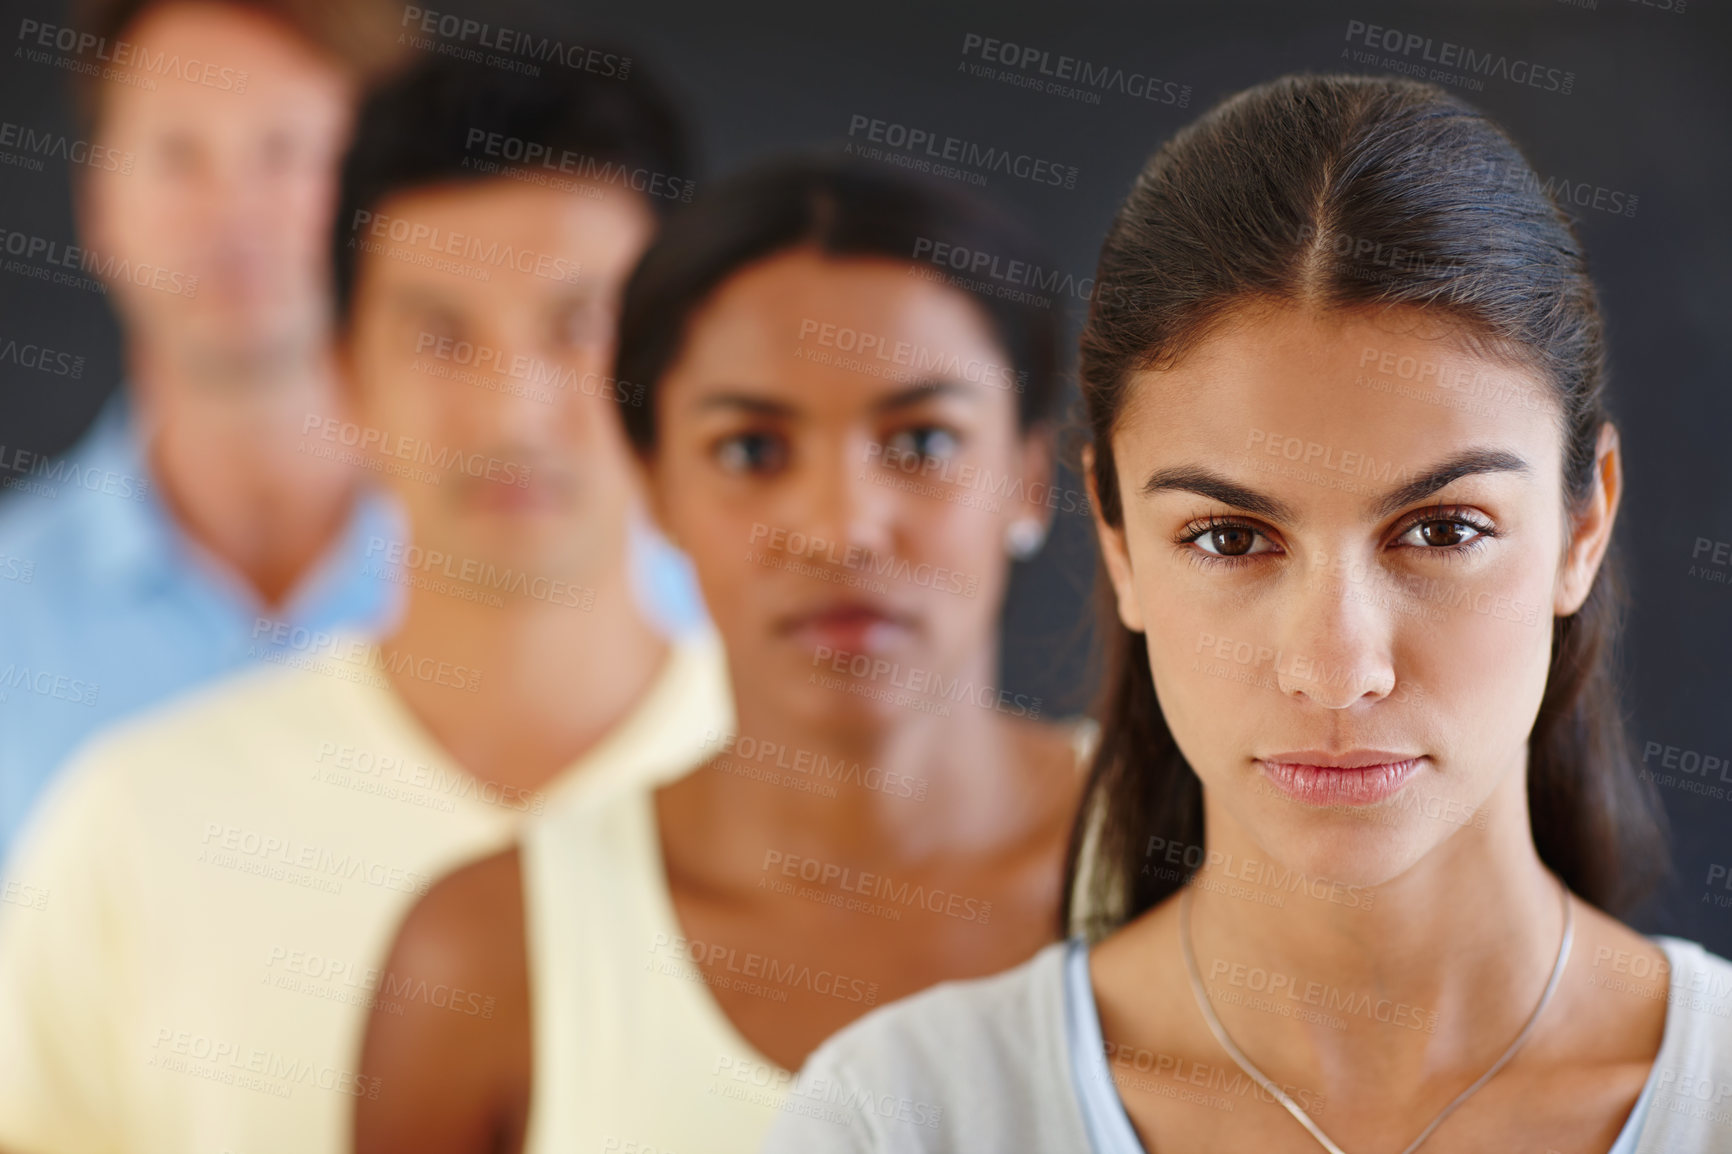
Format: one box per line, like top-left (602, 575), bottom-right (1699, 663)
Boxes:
top-left (1005, 517), bottom-right (1047, 561)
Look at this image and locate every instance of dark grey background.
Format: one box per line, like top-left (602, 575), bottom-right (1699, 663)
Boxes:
top-left (2, 0), bottom-right (1728, 952)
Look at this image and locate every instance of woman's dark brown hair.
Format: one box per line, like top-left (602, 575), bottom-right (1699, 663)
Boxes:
top-left (613, 153), bottom-right (1061, 452)
top-left (1062, 72), bottom-right (1668, 940)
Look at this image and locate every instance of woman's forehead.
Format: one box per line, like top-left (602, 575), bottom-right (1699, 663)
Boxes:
top-left (1113, 307), bottom-right (1560, 490)
top-left (689, 250), bottom-right (1001, 346)
top-left (662, 251), bottom-right (1018, 413)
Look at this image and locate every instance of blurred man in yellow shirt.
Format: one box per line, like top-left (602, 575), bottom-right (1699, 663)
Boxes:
top-left (0, 40), bottom-right (728, 1154)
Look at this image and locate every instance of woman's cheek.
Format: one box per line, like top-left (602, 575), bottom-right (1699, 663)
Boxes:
top-left (1143, 598), bottom-right (1266, 772)
top-left (660, 474), bottom-right (748, 608)
top-left (925, 498), bottom-right (1003, 603)
top-left (690, 534), bottom-right (762, 652)
top-left (1409, 579), bottom-right (1553, 758)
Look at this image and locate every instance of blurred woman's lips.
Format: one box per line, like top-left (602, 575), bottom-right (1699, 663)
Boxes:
top-left (775, 600), bottom-right (916, 656)
top-left (1255, 752), bottom-right (1426, 807)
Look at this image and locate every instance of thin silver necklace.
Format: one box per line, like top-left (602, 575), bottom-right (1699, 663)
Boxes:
top-left (1179, 876), bottom-right (1574, 1154)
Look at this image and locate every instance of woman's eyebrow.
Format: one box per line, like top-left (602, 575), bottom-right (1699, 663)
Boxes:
top-left (1139, 466), bottom-right (1294, 520)
top-left (690, 380), bottom-right (972, 420)
top-left (693, 393), bottom-right (798, 419)
top-left (1139, 447), bottom-right (1531, 523)
top-left (872, 379), bottom-right (976, 414)
top-left (1367, 448), bottom-right (1531, 518)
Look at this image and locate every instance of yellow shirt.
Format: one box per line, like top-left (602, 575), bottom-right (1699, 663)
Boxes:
top-left (518, 716), bottom-right (1100, 1154)
top-left (521, 784), bottom-right (793, 1154)
top-left (0, 628), bottom-right (732, 1154)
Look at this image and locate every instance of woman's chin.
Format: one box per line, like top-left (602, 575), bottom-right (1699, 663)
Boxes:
top-left (1238, 821), bottom-right (1443, 898)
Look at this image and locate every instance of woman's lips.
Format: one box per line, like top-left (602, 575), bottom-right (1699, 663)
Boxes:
top-left (1255, 756), bottom-right (1425, 806)
top-left (779, 603), bottom-right (914, 656)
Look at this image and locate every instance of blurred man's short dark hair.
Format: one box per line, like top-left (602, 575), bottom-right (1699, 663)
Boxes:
top-left (331, 43), bottom-right (691, 332)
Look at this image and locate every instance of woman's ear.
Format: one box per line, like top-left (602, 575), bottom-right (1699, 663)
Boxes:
top-left (1554, 422), bottom-right (1622, 616)
top-left (1084, 444), bottom-right (1146, 633)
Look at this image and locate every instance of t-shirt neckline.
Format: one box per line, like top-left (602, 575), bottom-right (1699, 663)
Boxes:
top-left (1060, 933), bottom-right (1691, 1153)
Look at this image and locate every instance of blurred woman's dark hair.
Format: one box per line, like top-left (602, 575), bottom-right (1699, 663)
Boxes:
top-left (1061, 72), bottom-right (1668, 941)
top-left (613, 153), bottom-right (1062, 449)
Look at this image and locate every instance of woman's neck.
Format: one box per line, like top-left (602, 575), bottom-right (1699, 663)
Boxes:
top-left (1181, 765), bottom-right (1568, 1083)
top-left (678, 641), bottom-right (1069, 869)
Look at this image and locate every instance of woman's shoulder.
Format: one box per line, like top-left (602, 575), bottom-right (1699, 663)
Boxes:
top-left (818, 936), bottom-right (1070, 1066)
top-left (760, 940), bottom-right (1089, 1152)
top-left (1625, 936), bottom-right (1732, 1151)
top-left (355, 845), bottom-right (532, 1150)
top-left (1654, 934), bottom-right (1732, 1021)
top-left (1653, 934), bottom-right (1732, 1042)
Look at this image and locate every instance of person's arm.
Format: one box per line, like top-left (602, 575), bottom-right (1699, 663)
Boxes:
top-left (354, 846), bottom-right (532, 1154)
top-left (0, 748), bottom-right (132, 1154)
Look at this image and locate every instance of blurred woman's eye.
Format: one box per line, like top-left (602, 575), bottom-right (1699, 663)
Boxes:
top-left (880, 426), bottom-right (960, 464)
top-left (714, 430), bottom-right (790, 476)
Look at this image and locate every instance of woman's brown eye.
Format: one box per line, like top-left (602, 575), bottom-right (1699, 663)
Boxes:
top-left (1209, 526), bottom-right (1256, 556)
top-left (1393, 515), bottom-right (1493, 552)
top-left (1418, 521), bottom-right (1470, 547)
top-left (1188, 521), bottom-right (1273, 559)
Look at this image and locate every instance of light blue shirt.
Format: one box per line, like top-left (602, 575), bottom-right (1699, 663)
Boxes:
top-left (0, 394), bottom-right (402, 868)
top-left (630, 506), bottom-right (709, 641)
top-left (0, 393), bottom-right (709, 868)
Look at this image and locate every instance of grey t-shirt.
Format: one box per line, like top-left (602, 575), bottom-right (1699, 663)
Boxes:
top-left (760, 935), bottom-right (1732, 1152)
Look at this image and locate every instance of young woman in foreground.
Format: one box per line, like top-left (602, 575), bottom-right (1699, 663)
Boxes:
top-left (764, 74), bottom-right (1732, 1154)
top-left (353, 158), bottom-right (1096, 1153)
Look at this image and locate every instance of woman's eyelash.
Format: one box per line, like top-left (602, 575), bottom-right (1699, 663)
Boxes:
top-left (1394, 503), bottom-right (1500, 549)
top-left (1174, 514), bottom-right (1271, 570)
top-left (1175, 513), bottom-right (1263, 546)
top-left (1173, 506), bottom-right (1499, 570)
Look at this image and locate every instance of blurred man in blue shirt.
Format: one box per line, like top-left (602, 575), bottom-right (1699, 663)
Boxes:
top-left (0, 0), bottom-right (708, 866)
top-left (0, 0), bottom-right (397, 867)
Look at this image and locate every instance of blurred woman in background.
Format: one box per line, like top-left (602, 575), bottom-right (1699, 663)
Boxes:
top-left (355, 156), bottom-right (1098, 1154)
